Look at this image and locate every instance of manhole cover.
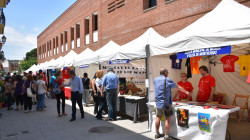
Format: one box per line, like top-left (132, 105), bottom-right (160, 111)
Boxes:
top-left (88, 126), bottom-right (114, 134)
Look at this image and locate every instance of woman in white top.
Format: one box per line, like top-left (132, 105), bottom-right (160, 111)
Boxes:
top-left (95, 70), bottom-right (105, 120)
top-left (36, 74), bottom-right (48, 111)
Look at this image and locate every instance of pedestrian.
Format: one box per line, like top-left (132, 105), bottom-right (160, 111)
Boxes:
top-left (13, 75), bottom-right (24, 111)
top-left (49, 74), bottom-right (56, 98)
top-left (173, 73), bottom-right (193, 101)
top-left (91, 73), bottom-right (98, 115)
top-left (23, 75), bottom-right (34, 113)
top-left (64, 70), bottom-right (84, 121)
top-left (4, 77), bottom-right (14, 110)
top-left (36, 74), bottom-right (48, 111)
top-left (154, 68), bottom-right (190, 140)
top-left (102, 67), bottom-right (119, 121)
top-left (95, 70), bottom-right (106, 120)
top-left (82, 73), bottom-right (90, 107)
top-left (196, 65), bottom-right (216, 102)
top-left (32, 76), bottom-right (38, 105)
top-left (54, 71), bottom-right (67, 117)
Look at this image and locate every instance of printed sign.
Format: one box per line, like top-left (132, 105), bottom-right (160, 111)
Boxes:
top-left (109, 59), bottom-right (129, 65)
top-left (177, 46), bottom-right (231, 59)
top-left (198, 113), bottom-right (211, 133)
top-left (177, 108), bottom-right (189, 128)
top-left (79, 65), bottom-right (89, 69)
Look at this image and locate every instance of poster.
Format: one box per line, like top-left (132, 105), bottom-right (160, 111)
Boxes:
top-left (177, 108), bottom-right (189, 128)
top-left (101, 62), bottom-right (146, 85)
top-left (198, 113), bottom-right (211, 133)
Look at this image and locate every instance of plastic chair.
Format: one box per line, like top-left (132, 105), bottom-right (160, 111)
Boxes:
top-left (232, 94), bottom-right (249, 124)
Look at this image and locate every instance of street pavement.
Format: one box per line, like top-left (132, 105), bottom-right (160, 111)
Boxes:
top-left (0, 98), bottom-right (154, 140)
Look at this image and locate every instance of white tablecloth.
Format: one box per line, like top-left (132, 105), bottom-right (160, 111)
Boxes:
top-left (147, 102), bottom-right (240, 140)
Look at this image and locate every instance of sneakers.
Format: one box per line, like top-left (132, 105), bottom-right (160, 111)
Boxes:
top-left (24, 110), bottom-right (28, 113)
top-left (155, 133), bottom-right (160, 139)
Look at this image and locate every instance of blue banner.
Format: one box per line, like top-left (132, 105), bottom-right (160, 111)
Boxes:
top-left (79, 65), bottom-right (89, 69)
top-left (109, 59), bottom-right (129, 65)
top-left (177, 46), bottom-right (231, 59)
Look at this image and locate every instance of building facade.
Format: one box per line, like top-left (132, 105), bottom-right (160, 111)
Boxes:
top-left (37, 0), bottom-right (249, 64)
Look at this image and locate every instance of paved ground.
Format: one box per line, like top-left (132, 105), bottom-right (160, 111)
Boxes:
top-left (0, 99), bottom-right (249, 140)
top-left (0, 99), bottom-right (154, 140)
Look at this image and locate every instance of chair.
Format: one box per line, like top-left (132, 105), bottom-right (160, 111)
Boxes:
top-left (232, 94), bottom-right (249, 124)
top-left (216, 92), bottom-right (227, 105)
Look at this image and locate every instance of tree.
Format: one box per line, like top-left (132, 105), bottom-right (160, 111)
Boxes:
top-left (20, 48), bottom-right (37, 71)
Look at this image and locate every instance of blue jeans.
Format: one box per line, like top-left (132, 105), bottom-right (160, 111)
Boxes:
top-left (37, 93), bottom-right (45, 109)
top-left (106, 89), bottom-right (117, 120)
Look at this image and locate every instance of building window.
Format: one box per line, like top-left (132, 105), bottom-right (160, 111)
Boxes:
top-left (93, 12), bottom-right (98, 43)
top-left (71, 26), bottom-right (74, 49)
top-left (85, 17), bottom-right (90, 45)
top-left (56, 36), bottom-right (59, 54)
top-left (76, 23), bottom-right (80, 48)
top-left (61, 33), bottom-right (64, 52)
top-left (65, 31), bottom-right (68, 51)
top-left (165, 0), bottom-right (176, 4)
top-left (53, 38), bottom-right (56, 55)
top-left (108, 0), bottom-right (125, 13)
top-left (50, 40), bottom-right (52, 56)
top-left (143, 0), bottom-right (157, 10)
top-left (47, 42), bottom-right (49, 57)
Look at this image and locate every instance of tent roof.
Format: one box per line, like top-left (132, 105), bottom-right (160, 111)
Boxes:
top-left (151, 0), bottom-right (250, 56)
top-left (74, 41), bottom-right (120, 66)
top-left (60, 50), bottom-right (78, 67)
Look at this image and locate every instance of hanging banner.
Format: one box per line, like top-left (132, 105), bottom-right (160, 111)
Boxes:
top-left (177, 46), bottom-right (231, 59)
top-left (79, 65), bottom-right (89, 69)
top-left (109, 59), bottom-right (129, 65)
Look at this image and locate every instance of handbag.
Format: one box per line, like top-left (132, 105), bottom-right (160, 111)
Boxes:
top-left (27, 82), bottom-right (35, 98)
top-left (163, 78), bottom-right (173, 117)
top-left (31, 82), bottom-right (38, 95)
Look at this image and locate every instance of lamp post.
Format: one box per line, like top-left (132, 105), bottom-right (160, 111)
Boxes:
top-left (1, 35), bottom-right (6, 44)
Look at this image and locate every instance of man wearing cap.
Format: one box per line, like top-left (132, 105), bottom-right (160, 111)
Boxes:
top-left (102, 67), bottom-right (119, 121)
top-left (64, 70), bottom-right (84, 121)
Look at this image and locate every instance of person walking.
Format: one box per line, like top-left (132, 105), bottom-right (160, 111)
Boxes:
top-left (32, 76), bottom-right (38, 105)
top-left (13, 75), bottom-right (24, 111)
top-left (4, 77), bottom-right (14, 110)
top-left (154, 68), bottom-right (190, 140)
top-left (91, 73), bottom-right (98, 115)
top-left (95, 70), bottom-right (106, 120)
top-left (36, 74), bottom-right (48, 111)
top-left (23, 75), bottom-right (34, 113)
top-left (82, 73), bottom-right (90, 107)
top-left (102, 67), bottom-right (119, 121)
top-left (64, 70), bottom-right (84, 121)
top-left (54, 71), bottom-right (67, 117)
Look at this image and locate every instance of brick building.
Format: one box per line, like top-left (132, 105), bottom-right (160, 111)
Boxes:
top-left (37, 0), bottom-right (249, 64)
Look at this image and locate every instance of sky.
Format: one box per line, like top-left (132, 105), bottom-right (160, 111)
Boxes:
top-left (3, 0), bottom-right (77, 60)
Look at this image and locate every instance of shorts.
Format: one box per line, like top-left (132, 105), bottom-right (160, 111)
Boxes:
top-left (156, 107), bottom-right (173, 118)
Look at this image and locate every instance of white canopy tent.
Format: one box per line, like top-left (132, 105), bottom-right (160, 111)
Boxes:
top-left (150, 0), bottom-right (250, 56)
top-left (25, 64), bottom-right (37, 73)
top-left (47, 56), bottom-right (63, 69)
top-left (72, 48), bottom-right (94, 66)
top-left (59, 50), bottom-right (78, 68)
top-left (74, 41), bottom-right (120, 66)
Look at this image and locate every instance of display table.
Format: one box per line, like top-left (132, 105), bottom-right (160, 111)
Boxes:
top-left (64, 87), bottom-right (71, 98)
top-left (117, 95), bottom-right (148, 123)
top-left (147, 102), bottom-right (240, 140)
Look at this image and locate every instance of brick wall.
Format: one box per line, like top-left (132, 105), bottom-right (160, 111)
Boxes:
top-left (37, 0), bottom-right (250, 64)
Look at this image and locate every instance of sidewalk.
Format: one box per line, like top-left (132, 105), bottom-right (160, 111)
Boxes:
top-left (0, 99), bottom-right (154, 140)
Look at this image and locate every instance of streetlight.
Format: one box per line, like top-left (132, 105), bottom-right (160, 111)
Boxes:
top-left (1, 35), bottom-right (6, 44)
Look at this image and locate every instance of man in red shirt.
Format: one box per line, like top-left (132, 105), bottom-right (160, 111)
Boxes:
top-left (196, 66), bottom-right (216, 102)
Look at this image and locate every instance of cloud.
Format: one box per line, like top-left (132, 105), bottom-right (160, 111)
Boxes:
top-left (3, 26), bottom-right (38, 60)
top-left (20, 25), bottom-right (26, 29)
top-left (33, 27), bottom-right (39, 32)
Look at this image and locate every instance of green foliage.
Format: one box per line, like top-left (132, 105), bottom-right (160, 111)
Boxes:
top-left (20, 48), bottom-right (37, 71)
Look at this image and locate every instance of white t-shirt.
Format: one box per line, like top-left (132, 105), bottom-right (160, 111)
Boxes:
top-left (37, 80), bottom-right (46, 94)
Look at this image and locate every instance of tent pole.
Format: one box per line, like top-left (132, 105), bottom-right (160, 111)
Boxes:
top-left (145, 44), bottom-right (150, 129)
top-left (99, 62), bottom-right (101, 70)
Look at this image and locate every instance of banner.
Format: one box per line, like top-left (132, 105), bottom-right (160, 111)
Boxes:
top-left (177, 108), bottom-right (189, 128)
top-left (79, 65), bottom-right (89, 69)
top-left (177, 46), bottom-right (231, 59)
top-left (109, 59), bottom-right (129, 65)
top-left (198, 113), bottom-right (211, 133)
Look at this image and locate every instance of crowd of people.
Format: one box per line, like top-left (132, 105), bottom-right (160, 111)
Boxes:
top-left (0, 67), bottom-right (120, 122)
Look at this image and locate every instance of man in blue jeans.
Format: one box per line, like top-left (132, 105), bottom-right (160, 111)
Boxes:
top-left (65, 70), bottom-right (84, 121)
top-left (102, 67), bottom-right (119, 121)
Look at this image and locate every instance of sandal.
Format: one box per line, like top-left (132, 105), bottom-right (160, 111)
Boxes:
top-left (62, 113), bottom-right (67, 116)
top-left (58, 114), bottom-right (62, 117)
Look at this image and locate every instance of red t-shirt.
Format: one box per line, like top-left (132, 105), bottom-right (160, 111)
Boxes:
top-left (59, 78), bottom-right (65, 91)
top-left (62, 68), bottom-right (70, 79)
top-left (220, 55), bottom-right (239, 72)
top-left (198, 75), bottom-right (216, 102)
top-left (177, 81), bottom-right (193, 101)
